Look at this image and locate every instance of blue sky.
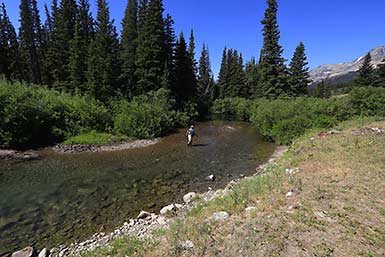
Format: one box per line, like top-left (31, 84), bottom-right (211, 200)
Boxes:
top-left (2, 0), bottom-right (385, 77)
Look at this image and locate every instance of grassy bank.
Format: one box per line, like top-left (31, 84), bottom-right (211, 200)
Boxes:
top-left (83, 119), bottom-right (385, 256)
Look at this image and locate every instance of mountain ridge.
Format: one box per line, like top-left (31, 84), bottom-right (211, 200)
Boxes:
top-left (309, 46), bottom-right (385, 84)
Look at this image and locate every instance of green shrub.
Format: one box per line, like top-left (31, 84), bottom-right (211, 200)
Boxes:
top-left (0, 80), bottom-right (111, 148)
top-left (113, 89), bottom-right (178, 139)
top-left (212, 87), bottom-right (385, 145)
top-left (349, 87), bottom-right (385, 117)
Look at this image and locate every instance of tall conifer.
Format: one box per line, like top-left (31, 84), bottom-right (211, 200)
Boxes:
top-left (258, 0), bottom-right (287, 98)
top-left (173, 32), bottom-right (196, 104)
top-left (135, 0), bottom-right (166, 93)
top-left (288, 42), bottom-right (310, 96)
top-left (87, 0), bottom-right (120, 102)
top-left (121, 0), bottom-right (138, 97)
top-left (354, 52), bottom-right (375, 87)
top-left (197, 43), bottom-right (213, 98)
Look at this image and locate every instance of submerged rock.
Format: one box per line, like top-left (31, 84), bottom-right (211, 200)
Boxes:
top-left (11, 246), bottom-right (35, 257)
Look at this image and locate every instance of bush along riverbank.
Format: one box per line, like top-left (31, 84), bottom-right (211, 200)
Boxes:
top-left (211, 86), bottom-right (385, 144)
top-left (38, 119), bottom-right (382, 257)
top-left (0, 80), bottom-right (195, 150)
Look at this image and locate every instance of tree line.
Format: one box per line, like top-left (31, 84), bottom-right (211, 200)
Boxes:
top-left (0, 0), bottom-right (212, 106)
top-left (1, 0), bottom-right (384, 107)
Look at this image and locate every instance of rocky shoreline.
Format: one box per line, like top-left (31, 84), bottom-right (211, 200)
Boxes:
top-left (8, 146), bottom-right (287, 257)
top-left (53, 139), bottom-right (160, 154)
top-left (0, 139), bottom-right (160, 161)
top-left (0, 150), bottom-right (40, 161)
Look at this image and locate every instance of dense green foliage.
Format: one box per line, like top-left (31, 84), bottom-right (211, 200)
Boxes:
top-left (212, 87), bottom-right (385, 144)
top-left (0, 80), bottom-right (196, 148)
top-left (113, 88), bottom-right (191, 138)
top-left (0, 80), bottom-right (110, 148)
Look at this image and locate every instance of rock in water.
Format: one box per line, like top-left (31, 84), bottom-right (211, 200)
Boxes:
top-left (212, 211), bottom-right (230, 221)
top-left (183, 192), bottom-right (196, 204)
top-left (11, 247), bottom-right (35, 257)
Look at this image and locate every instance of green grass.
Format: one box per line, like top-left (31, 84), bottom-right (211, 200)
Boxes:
top-left (64, 131), bottom-right (130, 146)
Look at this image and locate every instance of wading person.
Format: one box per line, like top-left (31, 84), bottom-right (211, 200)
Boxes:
top-left (186, 125), bottom-right (198, 146)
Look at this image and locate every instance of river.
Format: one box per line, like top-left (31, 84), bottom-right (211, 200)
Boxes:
top-left (0, 121), bottom-right (275, 255)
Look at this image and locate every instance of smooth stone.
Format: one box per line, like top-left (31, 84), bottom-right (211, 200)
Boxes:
top-left (212, 211), bottom-right (230, 221)
top-left (137, 211), bottom-right (151, 219)
top-left (183, 192), bottom-right (196, 204)
top-left (181, 240), bottom-right (194, 250)
top-left (286, 191), bottom-right (293, 197)
top-left (38, 248), bottom-right (48, 257)
top-left (245, 206), bottom-right (257, 212)
top-left (11, 247), bottom-right (35, 257)
top-left (160, 204), bottom-right (175, 215)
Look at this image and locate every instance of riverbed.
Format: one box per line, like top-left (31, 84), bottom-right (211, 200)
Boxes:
top-left (0, 121), bottom-right (275, 255)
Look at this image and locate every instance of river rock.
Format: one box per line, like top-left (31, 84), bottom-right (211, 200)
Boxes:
top-left (205, 175), bottom-right (216, 182)
top-left (212, 211), bottom-right (230, 222)
top-left (137, 211), bottom-right (151, 219)
top-left (11, 246), bottom-right (35, 257)
top-left (160, 204), bottom-right (175, 215)
top-left (38, 248), bottom-right (48, 257)
top-left (183, 192), bottom-right (196, 204)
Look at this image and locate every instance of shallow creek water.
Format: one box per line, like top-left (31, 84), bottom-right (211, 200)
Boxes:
top-left (0, 121), bottom-right (275, 255)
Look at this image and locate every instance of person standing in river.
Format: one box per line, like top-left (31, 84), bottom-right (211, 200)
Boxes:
top-left (186, 125), bottom-right (198, 146)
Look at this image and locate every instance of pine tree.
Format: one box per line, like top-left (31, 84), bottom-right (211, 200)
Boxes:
top-left (173, 32), bottom-right (196, 104)
top-left (87, 0), bottom-right (120, 102)
top-left (135, 0), bottom-right (166, 93)
top-left (288, 42), bottom-right (311, 96)
top-left (312, 80), bottom-right (331, 98)
top-left (354, 52), bottom-right (375, 87)
top-left (52, 0), bottom-right (77, 88)
top-left (162, 13), bottom-right (176, 89)
top-left (258, 0), bottom-right (288, 98)
top-left (197, 43), bottom-right (213, 97)
top-left (19, 0), bottom-right (42, 84)
top-left (0, 3), bottom-right (22, 80)
top-left (44, 0), bottom-right (59, 86)
top-left (121, 0), bottom-right (138, 97)
top-left (245, 58), bottom-right (259, 98)
top-left (188, 29), bottom-right (198, 77)
top-left (217, 47), bottom-right (228, 98)
top-left (68, 0), bottom-right (93, 92)
top-left (236, 53), bottom-right (247, 97)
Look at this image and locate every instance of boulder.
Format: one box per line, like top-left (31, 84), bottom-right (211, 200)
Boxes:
top-left (160, 204), bottom-right (175, 215)
top-left (183, 192), bottom-right (196, 204)
top-left (38, 248), bottom-right (48, 257)
top-left (137, 211), bottom-right (151, 219)
top-left (212, 211), bottom-right (230, 221)
top-left (205, 175), bottom-right (216, 182)
top-left (11, 247), bottom-right (35, 257)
